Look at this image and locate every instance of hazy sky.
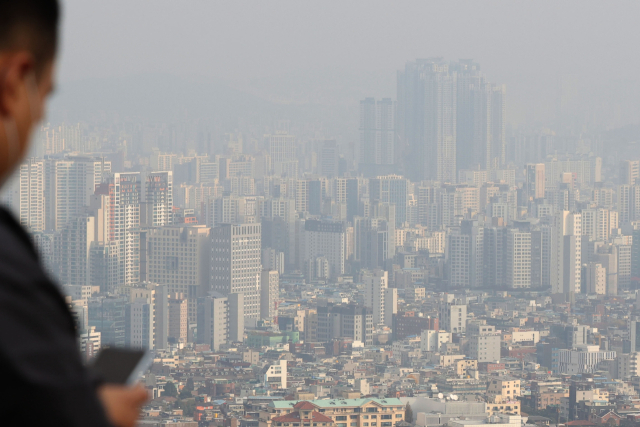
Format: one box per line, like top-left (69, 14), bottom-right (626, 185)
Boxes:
top-left (55, 0), bottom-right (640, 126)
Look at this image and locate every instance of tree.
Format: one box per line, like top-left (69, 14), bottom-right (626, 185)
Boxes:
top-left (405, 403), bottom-right (413, 424)
top-left (178, 399), bottom-right (197, 417)
top-left (163, 381), bottom-right (177, 397)
top-left (179, 377), bottom-right (195, 398)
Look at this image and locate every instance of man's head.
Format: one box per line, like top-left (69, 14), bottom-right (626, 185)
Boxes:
top-left (0, 0), bottom-right (59, 184)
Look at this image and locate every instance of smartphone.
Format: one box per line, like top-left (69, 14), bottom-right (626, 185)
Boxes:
top-left (90, 348), bottom-right (153, 385)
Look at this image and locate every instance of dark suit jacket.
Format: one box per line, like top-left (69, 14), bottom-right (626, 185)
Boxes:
top-left (0, 207), bottom-right (112, 425)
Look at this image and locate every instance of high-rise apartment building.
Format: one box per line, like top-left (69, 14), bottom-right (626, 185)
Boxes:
top-left (629, 320), bottom-right (640, 354)
top-left (44, 156), bottom-right (111, 231)
top-left (101, 173), bottom-right (142, 288)
top-left (167, 293), bottom-right (188, 343)
top-left (201, 292), bottom-right (228, 351)
top-left (369, 175), bottom-right (408, 226)
top-left (260, 270), bottom-right (279, 321)
top-left (526, 163), bottom-right (546, 201)
top-left (581, 208), bottom-right (613, 242)
top-left (228, 292), bottom-right (244, 342)
top-left (551, 211), bottom-right (582, 294)
top-left (363, 270), bottom-right (396, 327)
top-left (505, 229), bottom-right (532, 289)
top-left (446, 220), bottom-right (484, 289)
top-left (592, 244), bottom-right (618, 296)
top-left (397, 59), bottom-right (505, 182)
top-left (585, 262), bottom-right (606, 295)
top-left (210, 223), bottom-right (262, 320)
top-left (353, 216), bottom-right (394, 270)
top-left (268, 132), bottom-right (296, 176)
top-left (359, 98), bottom-right (395, 176)
top-left (319, 140), bottom-right (339, 178)
top-left (9, 158), bottom-right (46, 232)
top-left (54, 216), bottom-right (96, 287)
top-left (455, 60), bottom-right (506, 172)
top-left (620, 160), bottom-right (640, 186)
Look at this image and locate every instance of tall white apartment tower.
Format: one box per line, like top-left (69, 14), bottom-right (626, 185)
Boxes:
top-left (425, 61), bottom-right (457, 183)
top-left (359, 98), bottom-right (395, 174)
top-left (439, 299), bottom-right (467, 333)
top-left (582, 208), bottom-right (612, 242)
top-left (13, 158), bottom-right (46, 232)
top-left (364, 270), bottom-right (388, 326)
top-left (526, 163), bottom-right (546, 201)
top-left (210, 223), bottom-right (262, 320)
top-left (551, 211), bottom-right (582, 294)
top-left (110, 173), bottom-right (142, 287)
top-left (260, 270), bottom-right (279, 321)
top-left (505, 229), bottom-right (532, 289)
top-left (44, 156), bottom-right (111, 231)
top-left (143, 171), bottom-right (173, 227)
top-left (202, 292), bottom-right (228, 351)
top-left (54, 216), bottom-right (96, 287)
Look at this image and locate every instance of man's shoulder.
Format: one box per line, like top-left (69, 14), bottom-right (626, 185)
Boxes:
top-left (0, 207), bottom-right (49, 287)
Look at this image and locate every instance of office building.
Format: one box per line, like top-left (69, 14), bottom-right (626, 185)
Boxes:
top-left (263, 360), bottom-right (288, 390)
top-left (211, 223), bottom-right (261, 320)
top-left (88, 295), bottom-right (126, 348)
top-left (440, 300), bottom-right (467, 333)
top-left (124, 282), bottom-right (168, 350)
top-left (316, 304), bottom-right (373, 345)
top-left (301, 219), bottom-right (345, 280)
top-left (262, 248), bottom-right (285, 275)
top-left (557, 345), bottom-right (616, 374)
top-left (468, 321), bottom-right (501, 363)
top-left (420, 329), bottom-right (452, 352)
top-left (146, 225), bottom-right (211, 325)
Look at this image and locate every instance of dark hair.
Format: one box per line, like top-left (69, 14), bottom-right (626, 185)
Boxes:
top-left (0, 0), bottom-right (60, 70)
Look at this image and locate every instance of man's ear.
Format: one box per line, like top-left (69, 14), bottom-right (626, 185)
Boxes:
top-left (0, 52), bottom-right (35, 118)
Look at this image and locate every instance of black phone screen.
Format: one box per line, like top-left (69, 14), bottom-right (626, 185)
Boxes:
top-left (90, 348), bottom-right (147, 385)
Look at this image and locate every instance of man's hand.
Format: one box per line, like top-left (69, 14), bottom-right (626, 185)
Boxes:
top-left (98, 384), bottom-right (149, 427)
